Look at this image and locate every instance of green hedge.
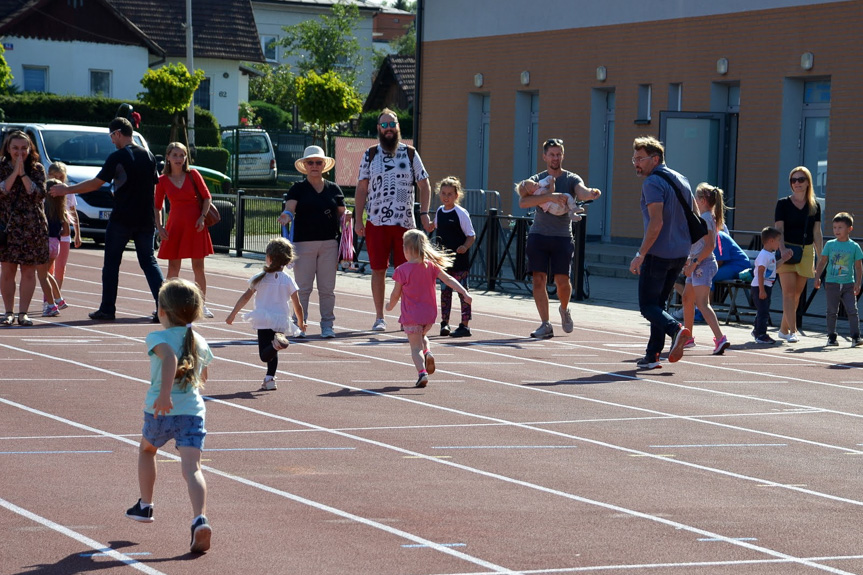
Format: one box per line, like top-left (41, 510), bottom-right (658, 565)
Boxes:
top-left (194, 146), bottom-right (229, 174)
top-left (0, 93), bottom-right (221, 146)
top-left (250, 100), bottom-right (291, 130)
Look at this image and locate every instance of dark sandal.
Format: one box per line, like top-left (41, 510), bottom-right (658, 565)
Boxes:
top-left (17, 313), bottom-right (32, 326)
top-left (1, 312), bottom-right (12, 326)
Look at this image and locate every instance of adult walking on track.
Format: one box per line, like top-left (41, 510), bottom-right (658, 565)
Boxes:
top-left (51, 117), bottom-right (164, 321)
top-left (278, 145), bottom-right (347, 339)
top-left (155, 142), bottom-right (215, 318)
top-left (516, 138), bottom-right (600, 339)
top-left (353, 108), bottom-right (433, 332)
top-left (628, 135), bottom-right (692, 369)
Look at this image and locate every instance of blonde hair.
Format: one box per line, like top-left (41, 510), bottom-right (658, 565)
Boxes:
top-left (44, 179), bottom-right (69, 226)
top-left (162, 142), bottom-right (191, 175)
top-left (435, 176), bottom-right (463, 205)
top-left (47, 161), bottom-right (68, 182)
top-left (403, 229), bottom-right (454, 269)
top-left (250, 237), bottom-right (295, 289)
top-left (157, 278), bottom-right (205, 392)
top-left (789, 166), bottom-right (817, 216)
top-left (695, 182), bottom-right (726, 232)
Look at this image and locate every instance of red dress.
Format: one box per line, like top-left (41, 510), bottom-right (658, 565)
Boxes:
top-left (155, 169), bottom-right (214, 260)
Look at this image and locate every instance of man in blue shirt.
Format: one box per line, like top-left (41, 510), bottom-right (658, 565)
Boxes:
top-left (629, 136), bottom-right (692, 369)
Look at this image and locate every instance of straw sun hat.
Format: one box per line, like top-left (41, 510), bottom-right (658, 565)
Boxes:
top-left (295, 145), bottom-right (336, 174)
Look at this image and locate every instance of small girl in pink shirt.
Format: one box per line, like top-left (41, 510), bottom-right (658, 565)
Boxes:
top-left (386, 229), bottom-right (472, 388)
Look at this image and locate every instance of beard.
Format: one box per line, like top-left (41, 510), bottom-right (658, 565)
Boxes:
top-left (378, 129), bottom-right (400, 153)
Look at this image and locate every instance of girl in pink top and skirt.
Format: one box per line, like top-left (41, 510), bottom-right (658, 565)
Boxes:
top-left (386, 229), bottom-right (471, 388)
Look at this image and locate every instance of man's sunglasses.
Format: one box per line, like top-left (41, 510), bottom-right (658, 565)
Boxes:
top-left (544, 138), bottom-right (563, 146)
top-left (380, 121), bottom-right (398, 129)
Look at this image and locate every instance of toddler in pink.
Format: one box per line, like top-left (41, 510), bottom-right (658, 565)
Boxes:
top-left (386, 229), bottom-right (471, 387)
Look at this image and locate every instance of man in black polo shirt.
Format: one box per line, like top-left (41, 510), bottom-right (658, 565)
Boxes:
top-left (51, 117), bottom-right (163, 320)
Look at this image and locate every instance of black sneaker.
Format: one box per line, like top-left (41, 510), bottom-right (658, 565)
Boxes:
top-left (450, 324), bottom-right (472, 338)
top-left (88, 310), bottom-right (116, 321)
top-left (439, 322), bottom-right (451, 336)
top-left (827, 334), bottom-right (839, 347)
top-left (190, 516), bottom-right (212, 553)
top-left (151, 310), bottom-right (160, 323)
top-left (636, 353), bottom-right (661, 370)
top-left (415, 372), bottom-right (429, 388)
top-left (125, 499), bottom-right (154, 523)
top-left (853, 336), bottom-right (862, 347)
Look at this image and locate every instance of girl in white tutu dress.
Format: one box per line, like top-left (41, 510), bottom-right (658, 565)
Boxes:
top-left (226, 237), bottom-right (305, 390)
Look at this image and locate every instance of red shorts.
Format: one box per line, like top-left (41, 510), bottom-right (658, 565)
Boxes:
top-left (365, 222), bottom-right (409, 270)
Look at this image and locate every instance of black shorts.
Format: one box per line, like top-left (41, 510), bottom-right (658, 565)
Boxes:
top-left (526, 234), bottom-right (574, 276)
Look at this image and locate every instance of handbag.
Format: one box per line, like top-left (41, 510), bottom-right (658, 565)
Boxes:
top-left (651, 170), bottom-right (708, 243)
top-left (190, 170), bottom-right (220, 227)
top-left (784, 242), bottom-right (804, 265)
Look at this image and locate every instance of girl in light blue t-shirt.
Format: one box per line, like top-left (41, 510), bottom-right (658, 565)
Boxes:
top-left (125, 278), bottom-right (215, 554)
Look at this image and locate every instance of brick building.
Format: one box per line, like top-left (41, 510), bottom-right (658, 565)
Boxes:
top-left (417, 0), bottom-right (862, 243)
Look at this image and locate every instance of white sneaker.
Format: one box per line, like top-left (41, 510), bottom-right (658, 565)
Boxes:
top-left (260, 376), bottom-right (277, 391)
top-left (372, 318), bottom-right (387, 331)
top-left (787, 332), bottom-right (799, 343)
top-left (670, 308), bottom-right (684, 320)
top-left (202, 306), bottom-right (214, 319)
top-left (776, 330), bottom-right (792, 341)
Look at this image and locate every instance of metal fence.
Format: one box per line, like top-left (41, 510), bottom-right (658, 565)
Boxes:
top-left (211, 188), bottom-right (589, 301)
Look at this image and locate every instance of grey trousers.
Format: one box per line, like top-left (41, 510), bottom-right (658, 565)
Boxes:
top-left (292, 239), bottom-right (339, 330)
top-left (824, 281), bottom-right (860, 338)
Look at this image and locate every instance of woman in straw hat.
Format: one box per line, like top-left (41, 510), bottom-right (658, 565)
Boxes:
top-left (277, 146), bottom-right (348, 338)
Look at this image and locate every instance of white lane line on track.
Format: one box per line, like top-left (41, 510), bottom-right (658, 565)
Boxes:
top-left (0, 395), bottom-right (518, 575)
top-left (2, 340), bottom-right (860, 574)
top-left (0, 497), bottom-right (166, 575)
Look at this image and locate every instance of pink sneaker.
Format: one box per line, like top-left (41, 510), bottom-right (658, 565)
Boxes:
top-left (712, 335), bottom-right (730, 355)
top-left (683, 337), bottom-right (696, 349)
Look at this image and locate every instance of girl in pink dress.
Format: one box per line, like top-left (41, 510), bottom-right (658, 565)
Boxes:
top-left (386, 229), bottom-right (471, 388)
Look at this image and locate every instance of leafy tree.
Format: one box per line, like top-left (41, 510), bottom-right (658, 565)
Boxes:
top-left (294, 70), bottom-right (362, 145)
top-left (0, 45), bottom-right (13, 95)
top-left (138, 63), bottom-right (206, 144)
top-left (387, 0), bottom-right (416, 11)
top-left (248, 63), bottom-right (297, 113)
top-left (278, 0), bottom-right (364, 87)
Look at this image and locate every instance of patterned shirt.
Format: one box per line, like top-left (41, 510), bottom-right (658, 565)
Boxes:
top-left (358, 143), bottom-right (429, 228)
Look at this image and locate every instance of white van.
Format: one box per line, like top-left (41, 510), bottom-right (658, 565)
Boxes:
top-left (0, 123), bottom-right (150, 243)
top-left (222, 128), bottom-right (278, 185)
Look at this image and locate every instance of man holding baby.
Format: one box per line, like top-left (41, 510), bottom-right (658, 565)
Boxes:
top-left (516, 138), bottom-right (601, 339)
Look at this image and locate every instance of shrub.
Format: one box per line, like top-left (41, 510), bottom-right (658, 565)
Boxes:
top-left (194, 146), bottom-right (230, 174)
top-left (250, 100), bottom-right (290, 130)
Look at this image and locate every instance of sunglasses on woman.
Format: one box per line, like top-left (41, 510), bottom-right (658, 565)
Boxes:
top-left (790, 176), bottom-right (808, 184)
top-left (304, 160), bottom-right (323, 166)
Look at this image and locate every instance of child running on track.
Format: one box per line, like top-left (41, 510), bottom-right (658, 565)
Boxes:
top-left (679, 183), bottom-right (730, 355)
top-left (225, 237), bottom-right (306, 391)
top-left (386, 229), bottom-right (472, 388)
top-left (125, 278), bottom-right (215, 554)
top-left (433, 176), bottom-right (476, 338)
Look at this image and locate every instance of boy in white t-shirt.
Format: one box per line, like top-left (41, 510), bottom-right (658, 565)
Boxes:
top-left (751, 227), bottom-right (790, 344)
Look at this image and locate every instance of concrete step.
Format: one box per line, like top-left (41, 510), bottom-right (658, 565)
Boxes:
top-left (584, 242), bottom-right (637, 279)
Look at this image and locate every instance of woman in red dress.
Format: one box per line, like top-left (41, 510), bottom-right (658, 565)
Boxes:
top-left (155, 142), bottom-right (215, 317)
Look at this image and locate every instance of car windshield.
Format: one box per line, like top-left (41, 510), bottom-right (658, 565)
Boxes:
top-left (223, 134), bottom-right (269, 155)
top-left (42, 130), bottom-right (144, 166)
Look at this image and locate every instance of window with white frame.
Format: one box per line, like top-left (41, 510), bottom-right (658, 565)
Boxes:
top-left (23, 66), bottom-right (47, 92)
top-left (194, 77), bottom-right (211, 110)
top-left (90, 70), bottom-right (111, 97)
top-left (261, 35), bottom-right (278, 62)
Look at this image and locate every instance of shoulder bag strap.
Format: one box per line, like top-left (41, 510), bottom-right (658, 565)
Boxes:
top-left (651, 169), bottom-right (694, 214)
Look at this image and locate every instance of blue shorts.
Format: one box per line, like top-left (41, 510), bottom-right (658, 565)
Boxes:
top-left (526, 234), bottom-right (574, 276)
top-left (142, 412), bottom-right (206, 450)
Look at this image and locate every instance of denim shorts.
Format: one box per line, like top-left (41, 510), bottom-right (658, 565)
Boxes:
top-left (142, 412), bottom-right (206, 450)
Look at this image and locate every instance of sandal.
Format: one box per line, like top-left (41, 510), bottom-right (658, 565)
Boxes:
top-left (1, 312), bottom-right (12, 327)
top-left (17, 312), bottom-right (32, 327)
